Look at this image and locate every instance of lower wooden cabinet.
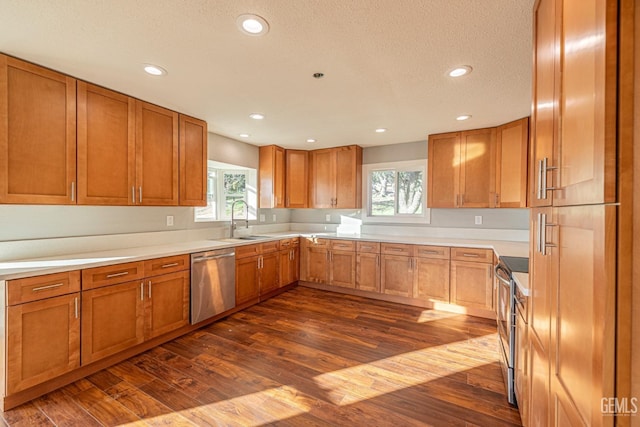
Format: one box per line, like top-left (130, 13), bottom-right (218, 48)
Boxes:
top-left (144, 270), bottom-right (189, 339)
top-left (258, 251), bottom-right (280, 295)
top-left (279, 245), bottom-right (300, 287)
top-left (450, 261), bottom-right (493, 310)
top-left (81, 281), bottom-right (145, 365)
top-left (236, 242), bottom-right (281, 303)
top-left (356, 253), bottom-right (380, 292)
top-left (380, 255), bottom-right (413, 298)
top-left (236, 255), bottom-right (260, 305)
top-left (413, 257), bottom-right (450, 302)
top-left (7, 293), bottom-right (80, 394)
top-left (302, 246), bottom-right (329, 283)
top-left (329, 250), bottom-right (356, 288)
top-left (515, 306), bottom-right (529, 425)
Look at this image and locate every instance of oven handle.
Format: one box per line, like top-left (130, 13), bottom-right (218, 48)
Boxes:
top-left (494, 265), bottom-right (512, 286)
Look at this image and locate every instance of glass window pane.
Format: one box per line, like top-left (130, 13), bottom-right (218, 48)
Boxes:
top-left (223, 172), bottom-right (247, 219)
top-left (397, 171), bottom-right (423, 214)
top-left (370, 170), bottom-right (395, 216)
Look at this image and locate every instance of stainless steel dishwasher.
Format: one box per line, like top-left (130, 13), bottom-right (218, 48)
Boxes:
top-left (190, 248), bottom-right (235, 324)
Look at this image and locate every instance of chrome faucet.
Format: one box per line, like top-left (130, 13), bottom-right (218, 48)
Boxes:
top-left (230, 199), bottom-right (248, 238)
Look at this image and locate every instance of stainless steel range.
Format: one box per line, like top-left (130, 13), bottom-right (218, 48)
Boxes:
top-left (494, 255), bottom-right (528, 406)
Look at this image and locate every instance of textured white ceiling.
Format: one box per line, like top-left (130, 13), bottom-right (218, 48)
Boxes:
top-left (0, 0), bottom-right (534, 150)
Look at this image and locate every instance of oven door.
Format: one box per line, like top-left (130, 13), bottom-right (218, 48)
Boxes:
top-left (495, 264), bottom-right (513, 362)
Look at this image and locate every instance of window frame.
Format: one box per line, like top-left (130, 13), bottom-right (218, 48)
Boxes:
top-left (362, 160), bottom-right (430, 224)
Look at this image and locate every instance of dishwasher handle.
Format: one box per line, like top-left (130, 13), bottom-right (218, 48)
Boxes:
top-left (192, 252), bottom-right (235, 263)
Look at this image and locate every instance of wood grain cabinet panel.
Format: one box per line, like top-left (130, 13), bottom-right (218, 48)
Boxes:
top-left (77, 82), bottom-right (135, 205)
top-left (309, 145), bottom-right (362, 208)
top-left (7, 293), bottom-right (80, 394)
top-left (258, 251), bottom-right (280, 295)
top-left (427, 132), bottom-right (460, 208)
top-left (450, 260), bottom-right (493, 311)
top-left (356, 253), bottom-right (380, 293)
top-left (179, 114), bottom-right (207, 207)
top-left (285, 149), bottom-right (308, 208)
top-left (496, 117), bottom-right (529, 208)
top-left (0, 55), bottom-right (77, 204)
top-left (144, 254), bottom-right (189, 277)
top-left (259, 145), bottom-right (285, 208)
top-left (329, 250), bottom-right (356, 289)
top-left (81, 281), bottom-right (145, 365)
top-left (7, 271), bottom-right (80, 305)
top-left (144, 270), bottom-right (189, 339)
top-left (135, 101), bottom-right (179, 206)
top-left (380, 254), bottom-right (413, 298)
top-left (279, 239), bottom-right (300, 287)
top-left (81, 261), bottom-right (145, 291)
top-left (413, 258), bottom-right (450, 303)
top-left (235, 255), bottom-right (260, 305)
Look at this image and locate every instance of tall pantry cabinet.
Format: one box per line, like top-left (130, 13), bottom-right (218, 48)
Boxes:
top-left (528, 0), bottom-right (623, 426)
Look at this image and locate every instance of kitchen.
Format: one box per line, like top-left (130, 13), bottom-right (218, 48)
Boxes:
top-left (0, 1), bottom-right (637, 426)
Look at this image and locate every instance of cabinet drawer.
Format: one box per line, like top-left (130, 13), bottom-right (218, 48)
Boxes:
top-left (302, 237), bottom-right (329, 248)
top-left (415, 245), bottom-right (450, 259)
top-left (7, 271), bottom-right (81, 305)
top-left (82, 261), bottom-right (145, 290)
top-left (235, 243), bottom-right (260, 259)
top-left (290, 237), bottom-right (300, 248)
top-left (381, 243), bottom-right (415, 257)
top-left (451, 247), bottom-right (493, 263)
top-left (144, 254), bottom-right (189, 277)
top-left (330, 240), bottom-right (355, 251)
top-left (279, 238), bottom-right (293, 249)
top-left (260, 240), bottom-right (280, 254)
top-left (357, 242), bottom-right (380, 253)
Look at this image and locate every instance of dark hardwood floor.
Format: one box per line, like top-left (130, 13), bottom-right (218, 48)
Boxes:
top-left (2, 287), bottom-right (522, 426)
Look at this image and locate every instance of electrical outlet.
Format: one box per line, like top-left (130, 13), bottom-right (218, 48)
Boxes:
top-left (272, 214), bottom-right (276, 222)
top-left (259, 214), bottom-right (265, 222)
top-left (474, 215), bottom-right (482, 225)
top-left (166, 215), bottom-right (174, 226)
top-left (325, 214), bottom-right (331, 222)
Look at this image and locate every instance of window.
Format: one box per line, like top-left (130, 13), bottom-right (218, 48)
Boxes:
top-left (195, 161), bottom-right (257, 222)
top-left (363, 160), bottom-right (430, 223)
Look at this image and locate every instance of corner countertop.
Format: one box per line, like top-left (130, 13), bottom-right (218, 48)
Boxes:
top-left (513, 272), bottom-right (530, 297)
top-left (0, 231), bottom-right (529, 281)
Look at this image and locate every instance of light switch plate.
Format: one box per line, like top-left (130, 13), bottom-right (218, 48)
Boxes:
top-left (474, 215), bottom-right (482, 225)
top-left (325, 214), bottom-right (331, 222)
top-left (272, 214), bottom-right (277, 222)
top-left (259, 214), bottom-right (265, 222)
top-left (166, 215), bottom-right (174, 226)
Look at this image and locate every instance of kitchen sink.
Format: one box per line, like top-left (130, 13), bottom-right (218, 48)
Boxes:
top-left (235, 235), bottom-right (271, 240)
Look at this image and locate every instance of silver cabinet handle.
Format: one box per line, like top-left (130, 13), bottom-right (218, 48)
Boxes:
top-left (421, 250), bottom-right (439, 254)
top-left (192, 253), bottom-right (235, 262)
top-left (376, 254), bottom-right (379, 267)
top-left (106, 271), bottom-right (129, 278)
top-left (32, 283), bottom-right (64, 292)
top-left (161, 262), bottom-right (179, 268)
top-left (74, 297), bottom-right (78, 319)
top-left (138, 186), bottom-right (143, 203)
top-left (537, 159), bottom-right (544, 199)
top-left (540, 212), bottom-right (558, 255)
top-left (536, 212), bottom-right (543, 253)
top-left (408, 257), bottom-right (413, 271)
top-left (70, 181), bottom-right (75, 202)
top-left (462, 253), bottom-right (479, 258)
top-left (132, 186), bottom-right (136, 204)
top-left (140, 283), bottom-right (144, 301)
top-left (148, 280), bottom-right (152, 298)
top-left (460, 194), bottom-right (465, 206)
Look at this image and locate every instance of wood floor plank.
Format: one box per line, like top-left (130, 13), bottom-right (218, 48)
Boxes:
top-left (2, 287), bottom-right (521, 426)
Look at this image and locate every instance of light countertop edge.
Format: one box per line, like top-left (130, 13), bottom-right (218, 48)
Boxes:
top-left (0, 232), bottom-right (529, 281)
top-left (513, 272), bottom-right (530, 296)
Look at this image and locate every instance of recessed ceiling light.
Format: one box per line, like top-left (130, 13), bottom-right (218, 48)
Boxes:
top-left (239, 133), bottom-right (250, 138)
top-left (448, 66), bottom-right (473, 77)
top-left (143, 64), bottom-right (167, 76)
top-left (456, 115), bottom-right (472, 121)
top-left (306, 138), bottom-right (316, 143)
top-left (249, 113), bottom-right (265, 120)
top-left (237, 14), bottom-right (269, 36)
top-left (375, 128), bottom-right (387, 133)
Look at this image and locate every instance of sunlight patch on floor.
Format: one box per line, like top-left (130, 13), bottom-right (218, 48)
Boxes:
top-left (416, 308), bottom-right (462, 323)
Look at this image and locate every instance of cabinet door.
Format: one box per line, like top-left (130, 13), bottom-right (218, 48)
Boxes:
top-left (330, 250), bottom-right (356, 288)
top-left (259, 252), bottom-right (280, 295)
top-left (77, 82), bottom-right (135, 205)
top-left (304, 247), bottom-right (329, 283)
top-left (81, 281), bottom-right (145, 364)
top-left (259, 145), bottom-right (285, 208)
top-left (334, 146), bottom-right (362, 209)
top-left (555, 0), bottom-right (617, 207)
top-left (0, 55), bottom-right (76, 204)
top-left (145, 271), bottom-right (189, 339)
top-left (7, 293), bottom-right (80, 394)
top-left (427, 132), bottom-right (459, 208)
top-left (515, 311), bottom-right (529, 425)
top-left (496, 117), bottom-right (529, 208)
top-left (290, 247), bottom-right (300, 283)
top-left (279, 249), bottom-right (292, 287)
top-left (285, 149), bottom-right (308, 208)
top-left (459, 128), bottom-right (496, 208)
top-left (135, 100), bottom-right (179, 206)
top-left (356, 253), bottom-right (380, 293)
top-left (236, 256), bottom-right (260, 305)
top-left (413, 258), bottom-right (450, 303)
top-left (380, 255), bottom-right (413, 298)
top-left (529, 0), bottom-right (559, 208)
top-left (179, 114), bottom-right (207, 207)
top-left (308, 148), bottom-right (334, 208)
top-left (550, 205), bottom-right (615, 426)
top-left (529, 333), bottom-right (550, 427)
top-left (450, 260), bottom-right (493, 310)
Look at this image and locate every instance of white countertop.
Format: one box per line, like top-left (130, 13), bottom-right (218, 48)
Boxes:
top-left (0, 231), bottom-right (529, 281)
top-left (513, 272), bottom-right (530, 296)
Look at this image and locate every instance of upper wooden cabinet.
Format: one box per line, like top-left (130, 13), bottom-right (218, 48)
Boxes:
top-left (179, 115), bottom-right (207, 206)
top-left (0, 55), bottom-right (77, 204)
top-left (285, 149), bottom-right (308, 208)
top-left (309, 145), bottom-right (362, 208)
top-left (496, 117), bottom-right (529, 208)
top-left (77, 82), bottom-right (135, 205)
top-left (135, 101), bottom-right (179, 206)
top-left (259, 145), bottom-right (285, 208)
top-left (529, 0), bottom-right (617, 208)
top-left (427, 128), bottom-right (496, 208)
